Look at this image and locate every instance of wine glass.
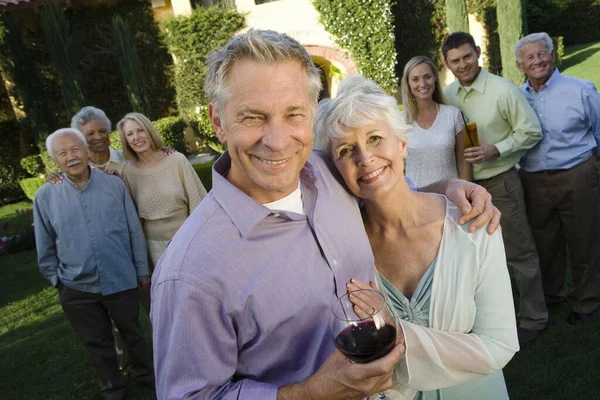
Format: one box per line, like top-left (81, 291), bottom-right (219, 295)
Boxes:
top-left (330, 288), bottom-right (398, 399)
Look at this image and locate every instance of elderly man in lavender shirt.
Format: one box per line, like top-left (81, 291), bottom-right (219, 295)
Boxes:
top-left (151, 29), bottom-right (500, 400)
top-left (515, 32), bottom-right (600, 324)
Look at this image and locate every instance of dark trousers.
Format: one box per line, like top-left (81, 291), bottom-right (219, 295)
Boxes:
top-left (476, 168), bottom-right (548, 330)
top-left (520, 156), bottom-right (600, 313)
top-left (59, 286), bottom-right (154, 400)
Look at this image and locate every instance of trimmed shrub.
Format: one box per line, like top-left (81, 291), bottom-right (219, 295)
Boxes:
top-left (163, 6), bottom-right (246, 120)
top-left (552, 36), bottom-right (565, 67)
top-left (0, 118), bottom-right (28, 201)
top-left (393, 0), bottom-right (447, 82)
top-left (153, 116), bottom-right (189, 156)
top-left (313, 0), bottom-right (398, 94)
top-left (20, 154), bottom-right (44, 176)
top-left (110, 131), bottom-right (123, 151)
top-left (193, 161), bottom-right (215, 191)
top-left (19, 177), bottom-right (45, 201)
top-left (528, 0), bottom-right (600, 46)
top-left (497, 0), bottom-right (528, 84)
top-left (446, 0), bottom-right (470, 33)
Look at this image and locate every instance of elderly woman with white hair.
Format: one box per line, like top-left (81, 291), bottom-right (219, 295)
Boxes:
top-left (313, 75), bottom-right (519, 400)
top-left (117, 113), bottom-right (207, 311)
top-left (71, 106), bottom-right (125, 171)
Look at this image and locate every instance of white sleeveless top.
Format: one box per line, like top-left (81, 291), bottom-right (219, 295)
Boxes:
top-left (405, 104), bottom-right (464, 187)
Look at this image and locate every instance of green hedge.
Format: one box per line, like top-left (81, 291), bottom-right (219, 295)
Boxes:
top-left (19, 177), bottom-right (45, 201)
top-left (314, 0), bottom-right (398, 94)
top-left (0, 0), bottom-right (175, 132)
top-left (163, 5), bottom-right (245, 121)
top-left (528, 0), bottom-right (600, 46)
top-left (497, 0), bottom-right (528, 84)
top-left (154, 116), bottom-right (189, 156)
top-left (193, 161), bottom-right (215, 191)
top-left (446, 0), bottom-right (470, 33)
top-left (393, 0), bottom-right (447, 79)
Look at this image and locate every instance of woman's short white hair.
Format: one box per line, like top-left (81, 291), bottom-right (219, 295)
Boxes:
top-left (314, 75), bottom-right (409, 154)
top-left (514, 32), bottom-right (554, 62)
top-left (46, 128), bottom-right (88, 160)
top-left (204, 29), bottom-right (323, 116)
top-left (71, 106), bottom-right (112, 133)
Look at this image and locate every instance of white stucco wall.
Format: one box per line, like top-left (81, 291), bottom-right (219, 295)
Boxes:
top-left (236, 0), bottom-right (336, 48)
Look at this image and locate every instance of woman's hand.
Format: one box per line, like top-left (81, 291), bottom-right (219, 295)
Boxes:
top-left (45, 171), bottom-right (63, 184)
top-left (346, 279), bottom-right (405, 347)
top-left (104, 168), bottom-right (121, 179)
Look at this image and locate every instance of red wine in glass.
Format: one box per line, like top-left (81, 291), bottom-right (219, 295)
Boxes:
top-left (335, 320), bottom-right (397, 363)
top-left (331, 288), bottom-right (399, 399)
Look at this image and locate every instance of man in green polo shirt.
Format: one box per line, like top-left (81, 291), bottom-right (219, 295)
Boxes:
top-left (442, 32), bottom-right (548, 348)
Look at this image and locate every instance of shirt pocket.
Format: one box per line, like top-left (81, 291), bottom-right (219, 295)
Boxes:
top-left (101, 206), bottom-right (127, 236)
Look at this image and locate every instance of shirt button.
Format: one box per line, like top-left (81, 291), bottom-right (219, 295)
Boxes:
top-left (333, 259), bottom-right (338, 266)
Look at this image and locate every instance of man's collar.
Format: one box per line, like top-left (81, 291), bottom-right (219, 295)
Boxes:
top-left (458, 68), bottom-right (487, 95)
top-left (211, 151), bottom-right (317, 238)
top-left (525, 68), bottom-right (560, 92)
top-left (62, 166), bottom-right (94, 191)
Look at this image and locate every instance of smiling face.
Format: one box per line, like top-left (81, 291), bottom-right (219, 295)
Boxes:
top-left (408, 62), bottom-right (436, 101)
top-left (331, 120), bottom-right (407, 200)
top-left (81, 119), bottom-right (110, 154)
top-left (516, 40), bottom-right (555, 85)
top-left (53, 133), bottom-right (89, 180)
top-left (445, 43), bottom-right (482, 87)
top-left (122, 120), bottom-right (152, 155)
top-left (209, 59), bottom-right (314, 203)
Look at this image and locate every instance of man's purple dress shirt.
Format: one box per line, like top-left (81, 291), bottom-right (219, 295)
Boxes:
top-left (151, 151), bottom-right (376, 399)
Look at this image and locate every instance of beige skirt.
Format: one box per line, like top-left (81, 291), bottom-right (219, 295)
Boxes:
top-left (147, 239), bottom-right (170, 274)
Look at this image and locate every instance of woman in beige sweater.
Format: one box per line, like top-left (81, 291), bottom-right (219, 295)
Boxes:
top-left (118, 113), bottom-right (207, 311)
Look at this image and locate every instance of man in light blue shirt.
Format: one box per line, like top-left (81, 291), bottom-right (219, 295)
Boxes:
top-left (33, 128), bottom-right (154, 400)
top-left (516, 32), bottom-right (600, 325)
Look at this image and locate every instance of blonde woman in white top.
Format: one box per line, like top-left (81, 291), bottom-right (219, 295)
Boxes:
top-left (313, 75), bottom-right (518, 400)
top-left (402, 56), bottom-right (472, 187)
top-left (118, 113), bottom-right (207, 312)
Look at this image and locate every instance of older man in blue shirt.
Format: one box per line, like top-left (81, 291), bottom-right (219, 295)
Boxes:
top-left (516, 32), bottom-right (600, 324)
top-left (33, 128), bottom-right (154, 400)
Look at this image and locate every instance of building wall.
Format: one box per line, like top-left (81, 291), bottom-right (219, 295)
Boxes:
top-left (236, 0), bottom-right (358, 97)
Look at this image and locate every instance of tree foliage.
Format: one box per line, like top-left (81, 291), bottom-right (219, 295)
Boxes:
top-left (163, 5), bottom-right (246, 120)
top-left (41, 0), bottom-right (86, 116)
top-left (313, 0), bottom-right (398, 94)
top-left (446, 0), bottom-right (470, 33)
top-left (497, 0), bottom-right (528, 84)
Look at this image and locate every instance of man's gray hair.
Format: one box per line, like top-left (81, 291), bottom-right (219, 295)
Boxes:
top-left (514, 32), bottom-right (554, 62)
top-left (313, 75), bottom-right (409, 154)
top-left (204, 29), bottom-right (322, 116)
top-left (46, 128), bottom-right (89, 160)
top-left (71, 106), bottom-right (112, 133)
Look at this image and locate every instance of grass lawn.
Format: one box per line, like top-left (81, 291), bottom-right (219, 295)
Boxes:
top-left (0, 251), bottom-right (155, 400)
top-left (562, 41), bottom-right (600, 88)
top-left (1, 250), bottom-right (599, 399)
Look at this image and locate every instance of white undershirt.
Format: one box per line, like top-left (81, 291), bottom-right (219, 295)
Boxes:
top-left (262, 184), bottom-right (305, 215)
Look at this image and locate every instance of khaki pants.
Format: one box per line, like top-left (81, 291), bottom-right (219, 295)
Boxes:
top-left (476, 168), bottom-right (548, 330)
top-left (59, 286), bottom-right (154, 400)
top-left (520, 156), bottom-right (600, 313)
